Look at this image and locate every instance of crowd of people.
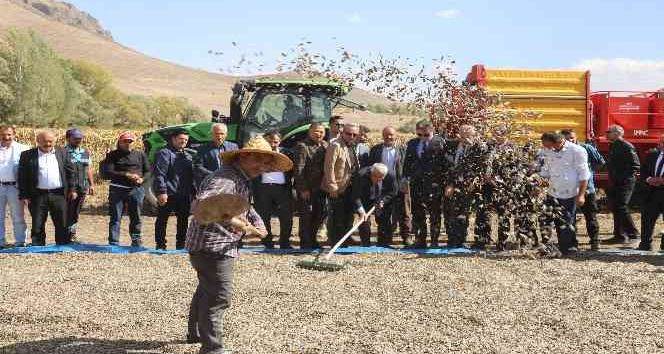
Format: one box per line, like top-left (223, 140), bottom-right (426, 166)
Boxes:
top-left (0, 119), bottom-right (663, 255)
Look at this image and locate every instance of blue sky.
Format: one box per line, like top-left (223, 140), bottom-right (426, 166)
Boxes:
top-left (68, 0), bottom-right (664, 90)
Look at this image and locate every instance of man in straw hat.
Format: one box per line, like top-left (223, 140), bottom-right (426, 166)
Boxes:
top-left (185, 135), bottom-right (292, 353)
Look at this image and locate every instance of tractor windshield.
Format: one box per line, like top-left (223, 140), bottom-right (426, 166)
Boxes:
top-left (245, 91), bottom-right (331, 130)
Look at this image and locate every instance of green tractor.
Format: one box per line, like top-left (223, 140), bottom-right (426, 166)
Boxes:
top-left (141, 78), bottom-right (364, 210)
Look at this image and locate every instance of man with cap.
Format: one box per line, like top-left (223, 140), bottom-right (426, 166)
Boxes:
top-left (153, 129), bottom-right (194, 250)
top-left (100, 131), bottom-right (150, 246)
top-left (185, 136), bottom-right (291, 353)
top-left (63, 128), bottom-right (94, 243)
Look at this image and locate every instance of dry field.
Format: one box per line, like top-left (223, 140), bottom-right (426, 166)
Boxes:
top-left (0, 211), bottom-right (663, 354)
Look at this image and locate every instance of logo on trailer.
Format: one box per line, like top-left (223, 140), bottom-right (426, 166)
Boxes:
top-left (633, 129), bottom-right (649, 137)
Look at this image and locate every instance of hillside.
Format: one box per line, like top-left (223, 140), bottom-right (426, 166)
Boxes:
top-left (0, 0), bottom-right (399, 129)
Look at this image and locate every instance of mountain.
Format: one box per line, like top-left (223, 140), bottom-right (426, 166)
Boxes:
top-left (0, 0), bottom-right (398, 129)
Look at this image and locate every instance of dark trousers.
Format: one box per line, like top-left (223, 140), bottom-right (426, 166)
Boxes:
top-left (29, 189), bottom-right (68, 245)
top-left (607, 178), bottom-right (639, 239)
top-left (327, 190), bottom-right (354, 246)
top-left (155, 195), bottom-right (191, 249)
top-left (578, 192), bottom-right (600, 243)
top-left (358, 203), bottom-right (392, 246)
top-left (497, 204), bottom-right (539, 249)
top-left (443, 191), bottom-right (490, 246)
top-left (411, 180), bottom-right (442, 245)
top-left (392, 188), bottom-right (412, 239)
top-left (298, 190), bottom-right (326, 248)
top-left (255, 183), bottom-right (293, 246)
top-left (541, 196), bottom-right (578, 252)
top-left (66, 192), bottom-right (86, 239)
top-left (640, 188), bottom-right (664, 247)
top-left (188, 253), bottom-right (235, 354)
top-left (108, 186), bottom-right (145, 245)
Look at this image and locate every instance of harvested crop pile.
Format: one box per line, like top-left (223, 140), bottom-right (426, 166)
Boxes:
top-left (1, 252), bottom-right (663, 354)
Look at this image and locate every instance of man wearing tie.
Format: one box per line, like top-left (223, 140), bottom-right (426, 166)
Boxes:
top-left (18, 130), bottom-right (78, 246)
top-left (637, 133), bottom-right (664, 251)
top-left (255, 130), bottom-right (294, 249)
top-left (193, 123), bottom-right (238, 187)
top-left (352, 163), bottom-right (397, 246)
top-left (369, 126), bottom-right (411, 246)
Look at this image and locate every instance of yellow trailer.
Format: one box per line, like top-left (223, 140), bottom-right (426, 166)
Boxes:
top-left (466, 65), bottom-right (591, 140)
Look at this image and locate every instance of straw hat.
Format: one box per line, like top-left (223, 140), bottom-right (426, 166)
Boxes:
top-left (220, 136), bottom-right (293, 172)
top-left (192, 193), bottom-right (250, 224)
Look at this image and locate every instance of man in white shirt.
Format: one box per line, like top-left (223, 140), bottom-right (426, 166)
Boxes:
top-left (538, 132), bottom-right (591, 255)
top-left (0, 125), bottom-right (29, 248)
top-left (18, 130), bottom-right (78, 246)
top-left (254, 130), bottom-right (293, 249)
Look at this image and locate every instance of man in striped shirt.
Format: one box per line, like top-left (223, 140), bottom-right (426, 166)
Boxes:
top-left (185, 136), bottom-right (292, 353)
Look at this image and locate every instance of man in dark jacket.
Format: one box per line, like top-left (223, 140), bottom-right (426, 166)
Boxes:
top-left (293, 123), bottom-right (328, 249)
top-left (18, 130), bottom-right (78, 246)
top-left (102, 131), bottom-right (150, 247)
top-left (369, 126), bottom-right (411, 245)
top-left (193, 123), bottom-right (238, 187)
top-left (403, 120), bottom-right (441, 248)
top-left (637, 133), bottom-right (664, 251)
top-left (153, 129), bottom-right (194, 250)
top-left (352, 163), bottom-right (397, 246)
top-left (605, 124), bottom-right (640, 244)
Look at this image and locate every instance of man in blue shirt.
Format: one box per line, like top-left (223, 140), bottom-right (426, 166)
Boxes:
top-left (561, 129), bottom-right (604, 251)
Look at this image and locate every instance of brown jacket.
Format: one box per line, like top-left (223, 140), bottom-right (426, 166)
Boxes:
top-left (321, 138), bottom-right (359, 195)
top-left (293, 139), bottom-right (328, 192)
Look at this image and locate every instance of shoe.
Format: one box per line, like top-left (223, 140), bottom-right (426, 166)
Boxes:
top-left (628, 236), bottom-right (641, 244)
top-left (185, 335), bottom-right (200, 344)
top-left (279, 244), bottom-right (293, 250)
top-left (636, 243), bottom-right (653, 251)
top-left (156, 245), bottom-right (166, 251)
top-left (590, 241), bottom-right (600, 252)
top-left (401, 236), bottom-right (413, 248)
top-left (430, 241), bottom-right (439, 248)
top-left (446, 242), bottom-right (463, 249)
top-left (604, 237), bottom-right (630, 245)
top-left (470, 242), bottom-right (487, 251)
top-left (131, 239), bottom-right (143, 247)
top-left (407, 240), bottom-right (427, 249)
top-left (561, 247), bottom-right (579, 256)
top-left (14, 243), bottom-right (26, 248)
top-left (260, 237), bottom-right (274, 249)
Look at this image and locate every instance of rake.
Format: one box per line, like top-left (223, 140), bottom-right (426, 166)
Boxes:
top-left (296, 206), bottom-right (375, 271)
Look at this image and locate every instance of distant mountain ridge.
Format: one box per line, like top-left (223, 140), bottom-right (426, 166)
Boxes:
top-left (8, 0), bottom-right (113, 40)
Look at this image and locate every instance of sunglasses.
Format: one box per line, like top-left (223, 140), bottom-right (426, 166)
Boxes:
top-left (417, 133), bottom-right (431, 137)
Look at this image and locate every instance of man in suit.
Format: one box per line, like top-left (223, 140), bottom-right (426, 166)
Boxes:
top-left (352, 163), bottom-right (397, 246)
top-left (322, 123), bottom-right (360, 246)
top-left (193, 123), bottom-right (238, 187)
top-left (254, 130), bottom-right (294, 249)
top-left (604, 124), bottom-right (641, 244)
top-left (18, 129), bottom-right (78, 246)
top-left (368, 126), bottom-right (412, 246)
top-left (293, 123), bottom-right (328, 249)
top-left (637, 133), bottom-right (664, 251)
top-left (404, 119), bottom-right (442, 248)
top-left (443, 125), bottom-right (492, 248)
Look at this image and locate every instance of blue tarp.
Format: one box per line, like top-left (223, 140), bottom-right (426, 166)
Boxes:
top-left (0, 243), bottom-right (660, 256)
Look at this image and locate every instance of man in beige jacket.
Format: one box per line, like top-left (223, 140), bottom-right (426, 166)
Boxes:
top-left (322, 123), bottom-right (360, 245)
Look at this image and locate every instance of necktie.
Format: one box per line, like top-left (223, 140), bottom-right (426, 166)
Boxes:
top-left (656, 153), bottom-right (664, 177)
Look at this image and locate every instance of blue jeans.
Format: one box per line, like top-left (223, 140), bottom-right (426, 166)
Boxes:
top-left (542, 196), bottom-right (578, 251)
top-left (108, 186), bottom-right (144, 244)
top-left (0, 185), bottom-right (27, 246)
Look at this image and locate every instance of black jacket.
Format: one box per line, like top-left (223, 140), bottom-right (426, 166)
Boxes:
top-left (351, 167), bottom-right (397, 212)
top-left (152, 147), bottom-right (194, 197)
top-left (102, 149), bottom-right (150, 188)
top-left (18, 148), bottom-right (77, 199)
top-left (641, 149), bottom-right (664, 187)
top-left (403, 137), bottom-right (441, 181)
top-left (193, 141), bottom-right (238, 186)
top-left (607, 139), bottom-right (640, 183)
top-left (368, 143), bottom-right (406, 181)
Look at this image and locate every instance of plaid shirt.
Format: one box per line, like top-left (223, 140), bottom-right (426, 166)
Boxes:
top-left (185, 165), bottom-right (265, 257)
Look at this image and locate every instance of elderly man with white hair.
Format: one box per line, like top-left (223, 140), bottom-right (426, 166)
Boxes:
top-left (605, 124), bottom-right (641, 244)
top-left (351, 163), bottom-right (398, 246)
top-left (193, 123), bottom-right (239, 187)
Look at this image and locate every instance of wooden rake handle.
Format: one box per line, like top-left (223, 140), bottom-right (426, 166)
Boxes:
top-left (324, 206), bottom-right (376, 260)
